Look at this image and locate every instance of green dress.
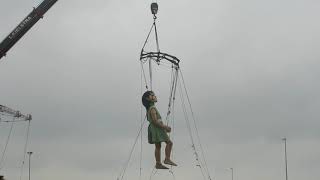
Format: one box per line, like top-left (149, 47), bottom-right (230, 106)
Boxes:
top-left (147, 105), bottom-right (169, 144)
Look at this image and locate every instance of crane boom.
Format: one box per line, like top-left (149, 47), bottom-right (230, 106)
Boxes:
top-left (0, 0), bottom-right (58, 60)
top-left (0, 105), bottom-right (32, 121)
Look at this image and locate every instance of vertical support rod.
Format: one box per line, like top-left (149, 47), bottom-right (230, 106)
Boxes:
top-left (27, 152), bottom-right (33, 180)
top-left (230, 168), bottom-right (234, 180)
top-left (282, 138), bottom-right (288, 180)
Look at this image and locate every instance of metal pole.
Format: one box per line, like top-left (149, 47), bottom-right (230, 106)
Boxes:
top-left (282, 138), bottom-right (288, 180)
top-left (230, 168), bottom-right (234, 180)
top-left (27, 152), bottom-right (33, 180)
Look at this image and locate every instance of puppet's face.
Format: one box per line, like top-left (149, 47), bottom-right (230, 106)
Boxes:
top-left (148, 93), bottom-right (157, 103)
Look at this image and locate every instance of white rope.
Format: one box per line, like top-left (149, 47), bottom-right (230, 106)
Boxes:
top-left (117, 116), bottom-right (147, 180)
top-left (0, 117), bottom-right (16, 170)
top-left (178, 78), bottom-right (208, 180)
top-left (178, 69), bottom-right (213, 180)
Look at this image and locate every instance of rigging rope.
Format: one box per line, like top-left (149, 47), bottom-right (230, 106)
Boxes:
top-left (149, 59), bottom-right (153, 90)
top-left (141, 23), bottom-right (155, 51)
top-left (149, 167), bottom-right (157, 180)
top-left (166, 66), bottom-right (178, 180)
top-left (141, 21), bottom-right (156, 91)
top-left (179, 69), bottom-right (212, 180)
top-left (117, 116), bottom-right (147, 180)
top-left (139, 65), bottom-right (146, 180)
top-left (141, 61), bottom-right (149, 90)
top-left (153, 20), bottom-right (160, 53)
top-left (165, 67), bottom-right (179, 126)
top-left (177, 77), bottom-right (207, 180)
top-left (170, 68), bottom-right (177, 158)
top-left (0, 117), bottom-right (15, 170)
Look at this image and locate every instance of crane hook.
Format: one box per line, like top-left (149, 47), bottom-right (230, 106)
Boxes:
top-left (151, 2), bottom-right (158, 15)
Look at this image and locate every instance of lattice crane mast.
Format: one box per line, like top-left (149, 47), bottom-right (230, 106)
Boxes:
top-left (0, 105), bottom-right (31, 121)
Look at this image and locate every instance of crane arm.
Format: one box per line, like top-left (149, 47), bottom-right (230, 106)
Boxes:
top-left (0, 0), bottom-right (58, 60)
top-left (0, 105), bottom-right (32, 121)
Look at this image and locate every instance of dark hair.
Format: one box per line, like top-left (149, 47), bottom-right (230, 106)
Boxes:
top-left (142, 91), bottom-right (154, 111)
top-left (0, 176), bottom-right (4, 180)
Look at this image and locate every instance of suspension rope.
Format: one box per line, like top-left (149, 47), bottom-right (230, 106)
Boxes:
top-left (149, 59), bottom-right (153, 90)
top-left (149, 167), bottom-right (157, 180)
top-left (165, 67), bottom-right (179, 126)
top-left (0, 117), bottom-right (15, 170)
top-left (165, 66), bottom-right (179, 179)
top-left (153, 20), bottom-right (160, 53)
top-left (19, 119), bottom-right (31, 180)
top-left (165, 67), bottom-right (175, 123)
top-left (141, 23), bottom-right (155, 51)
top-left (140, 21), bottom-right (156, 91)
top-left (169, 169), bottom-right (177, 180)
top-left (170, 68), bottom-right (178, 151)
top-left (140, 7), bottom-right (164, 91)
top-left (117, 116), bottom-right (147, 180)
top-left (177, 79), bottom-right (207, 180)
top-left (151, 17), bottom-right (160, 91)
top-left (179, 69), bottom-right (213, 180)
top-left (141, 61), bottom-right (149, 90)
top-left (139, 66), bottom-right (145, 180)
top-left (177, 77), bottom-right (195, 148)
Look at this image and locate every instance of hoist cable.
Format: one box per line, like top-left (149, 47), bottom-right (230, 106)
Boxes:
top-left (140, 22), bottom-right (156, 91)
top-left (148, 23), bottom-right (158, 90)
top-left (153, 21), bottom-right (160, 53)
top-left (0, 117), bottom-right (15, 170)
top-left (179, 69), bottom-right (213, 180)
top-left (141, 23), bottom-right (155, 51)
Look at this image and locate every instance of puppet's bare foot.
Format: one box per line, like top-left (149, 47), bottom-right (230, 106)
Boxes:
top-left (164, 159), bottom-right (177, 166)
top-left (155, 162), bottom-right (169, 169)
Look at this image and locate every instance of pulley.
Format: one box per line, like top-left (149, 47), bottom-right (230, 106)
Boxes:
top-left (151, 3), bottom-right (158, 15)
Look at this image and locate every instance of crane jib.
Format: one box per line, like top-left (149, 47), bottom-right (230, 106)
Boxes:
top-left (8, 16), bottom-right (33, 40)
top-left (0, 0), bottom-right (58, 60)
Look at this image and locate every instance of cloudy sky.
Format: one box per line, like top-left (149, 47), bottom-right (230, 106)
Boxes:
top-left (0, 0), bottom-right (319, 180)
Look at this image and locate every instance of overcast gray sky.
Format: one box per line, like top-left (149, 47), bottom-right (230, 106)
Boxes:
top-left (0, 0), bottom-right (320, 180)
